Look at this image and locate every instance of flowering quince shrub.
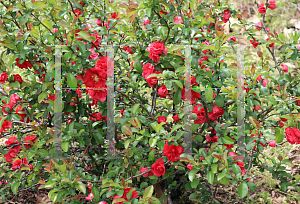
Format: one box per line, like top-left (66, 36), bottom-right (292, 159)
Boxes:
top-left (0, 0), bottom-right (299, 203)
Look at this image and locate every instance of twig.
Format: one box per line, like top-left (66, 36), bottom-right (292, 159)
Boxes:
top-left (150, 83), bottom-right (158, 117)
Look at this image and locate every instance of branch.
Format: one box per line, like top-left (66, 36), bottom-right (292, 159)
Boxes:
top-left (116, 89), bottom-right (155, 120)
top-left (150, 83), bottom-right (158, 117)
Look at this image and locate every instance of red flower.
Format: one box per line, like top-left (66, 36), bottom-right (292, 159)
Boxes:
top-left (3, 103), bottom-right (13, 115)
top-left (281, 64), bottom-right (288, 72)
top-left (151, 158), bottom-right (165, 177)
top-left (258, 4), bottom-right (266, 14)
top-left (15, 58), bottom-right (32, 69)
top-left (281, 118), bottom-right (288, 122)
top-left (25, 135), bottom-right (37, 148)
top-left (146, 41), bottom-right (168, 62)
top-left (285, 127), bottom-right (300, 144)
top-left (123, 46), bottom-right (135, 54)
top-left (5, 137), bottom-right (20, 146)
top-left (158, 85), bottom-right (168, 98)
top-left (90, 113), bottom-right (106, 121)
top-left (157, 116), bottom-right (167, 124)
top-left (143, 17), bottom-right (150, 26)
top-left (187, 163), bottom-right (193, 171)
top-left (268, 0), bottom-right (276, 10)
top-left (87, 89), bottom-right (107, 102)
top-left (228, 36), bottom-right (236, 42)
top-left (250, 39), bottom-right (259, 48)
top-left (279, 122), bottom-right (284, 128)
top-left (174, 16), bottom-right (183, 24)
top-left (172, 114), bottom-right (180, 122)
top-left (141, 167), bottom-right (149, 177)
top-left (223, 9), bottom-right (231, 23)
top-left (12, 158), bottom-right (28, 170)
top-left (0, 72), bottom-right (8, 84)
top-left (266, 38), bottom-right (274, 48)
top-left (142, 63), bottom-right (155, 79)
top-left (163, 141), bottom-right (184, 162)
top-left (243, 83), bottom-right (249, 93)
top-left (256, 75), bottom-right (262, 81)
top-left (4, 148), bottom-right (20, 163)
top-left (269, 140), bottom-right (276, 147)
top-left (0, 119), bottom-right (13, 133)
top-left (13, 74), bottom-right (23, 84)
top-left (9, 94), bottom-right (21, 105)
top-left (110, 12), bottom-right (118, 19)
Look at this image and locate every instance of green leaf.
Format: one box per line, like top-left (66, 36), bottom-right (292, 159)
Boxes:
top-left (148, 149), bottom-right (155, 161)
top-left (145, 8), bottom-right (152, 18)
top-left (222, 136), bottom-right (234, 144)
top-left (143, 185), bottom-right (154, 198)
top-left (38, 92), bottom-right (49, 103)
top-left (188, 169), bottom-right (198, 182)
top-left (132, 104), bottom-right (140, 115)
top-left (205, 87), bottom-right (213, 102)
top-left (93, 133), bottom-right (104, 144)
top-left (168, 45), bottom-right (183, 52)
top-left (92, 186), bottom-right (100, 202)
top-left (11, 114), bottom-right (21, 121)
top-left (149, 138), bottom-right (157, 147)
top-left (77, 31), bottom-right (92, 42)
top-left (125, 139), bottom-right (133, 149)
top-left (267, 96), bottom-right (276, 105)
top-left (232, 163), bottom-right (241, 175)
top-left (0, 117), bottom-right (6, 129)
top-left (9, 81), bottom-right (20, 88)
top-left (215, 95), bottom-right (224, 107)
top-left (263, 132), bottom-right (275, 140)
top-left (172, 80), bottom-right (183, 89)
top-left (221, 68), bottom-right (231, 78)
top-left (191, 178), bottom-right (200, 188)
top-left (75, 41), bottom-right (86, 54)
top-left (217, 173), bottom-right (226, 181)
top-left (11, 182), bottom-right (20, 195)
top-left (67, 73), bottom-right (77, 88)
top-left (246, 182), bottom-right (256, 192)
top-left (212, 164), bottom-right (218, 173)
top-left (62, 142), bottom-right (69, 152)
top-left (189, 192), bottom-right (198, 200)
top-left (275, 128), bottom-right (285, 143)
top-left (76, 183), bottom-right (86, 194)
top-left (170, 124), bottom-right (183, 135)
top-left (238, 182), bottom-right (248, 198)
top-left (207, 171), bottom-right (214, 184)
top-left (45, 180), bottom-right (57, 188)
top-left (174, 88), bottom-right (181, 105)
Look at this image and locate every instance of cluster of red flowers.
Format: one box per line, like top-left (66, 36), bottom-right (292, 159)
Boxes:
top-left (285, 127), bottom-right (300, 144)
top-left (74, 2), bottom-right (85, 16)
top-left (112, 187), bottom-right (138, 204)
top-left (2, 94), bottom-right (30, 123)
top-left (4, 135), bottom-right (37, 169)
top-left (142, 63), bottom-right (162, 87)
top-left (146, 41), bottom-right (168, 63)
top-left (89, 112), bottom-right (107, 122)
top-left (233, 156), bottom-right (246, 175)
top-left (123, 45), bottom-right (135, 54)
top-left (15, 58), bottom-right (32, 69)
top-left (250, 39), bottom-right (259, 48)
top-left (191, 104), bottom-right (224, 124)
top-left (81, 56), bottom-right (109, 102)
